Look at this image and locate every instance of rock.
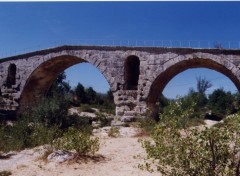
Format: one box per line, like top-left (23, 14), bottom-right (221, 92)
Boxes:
top-left (119, 127), bottom-right (140, 137)
top-left (120, 116), bottom-right (135, 122)
top-left (111, 120), bottom-right (124, 126)
top-left (92, 121), bottom-right (101, 128)
top-left (47, 150), bottom-right (74, 163)
top-left (101, 126), bottom-right (112, 133)
top-left (79, 112), bottom-right (96, 118)
top-left (93, 128), bottom-right (100, 133)
top-left (68, 108), bottom-right (80, 115)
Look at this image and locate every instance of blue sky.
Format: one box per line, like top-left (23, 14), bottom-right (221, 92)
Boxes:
top-left (0, 2), bottom-right (240, 98)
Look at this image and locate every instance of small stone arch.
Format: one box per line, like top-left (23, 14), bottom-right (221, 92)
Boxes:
top-left (5, 63), bottom-right (17, 88)
top-left (147, 55), bottom-right (240, 107)
top-left (124, 55), bottom-right (140, 90)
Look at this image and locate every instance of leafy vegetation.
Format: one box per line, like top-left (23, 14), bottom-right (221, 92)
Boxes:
top-left (0, 71), bottom-right (112, 157)
top-left (156, 77), bottom-right (240, 122)
top-left (24, 95), bottom-right (70, 128)
top-left (53, 127), bottom-right (100, 156)
top-left (95, 112), bottom-right (113, 127)
top-left (208, 88), bottom-right (237, 118)
top-left (139, 77), bottom-right (240, 175)
top-left (140, 105), bottom-right (240, 175)
top-left (0, 98), bottom-right (96, 154)
top-left (0, 119), bottom-right (61, 152)
top-left (0, 171), bottom-right (12, 176)
top-left (108, 126), bottom-right (120, 138)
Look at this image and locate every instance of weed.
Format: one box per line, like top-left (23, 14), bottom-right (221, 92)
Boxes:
top-left (0, 171), bottom-right (12, 176)
top-left (38, 147), bottom-right (54, 162)
top-left (108, 127), bottom-right (120, 138)
top-left (53, 127), bottom-right (100, 156)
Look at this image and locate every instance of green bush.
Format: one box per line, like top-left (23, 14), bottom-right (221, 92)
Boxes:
top-left (95, 112), bottom-right (112, 127)
top-left (139, 113), bottom-right (240, 176)
top-left (25, 95), bottom-right (69, 128)
top-left (94, 104), bottom-right (115, 115)
top-left (0, 119), bottom-right (32, 152)
top-left (64, 114), bottom-right (93, 134)
top-left (207, 88), bottom-right (235, 118)
top-left (138, 116), bottom-right (156, 135)
top-left (108, 126), bottom-right (120, 138)
top-left (0, 119), bottom-right (62, 152)
top-left (160, 97), bottom-right (205, 128)
top-left (29, 123), bottom-right (61, 147)
top-left (0, 171), bottom-right (12, 176)
top-left (53, 127), bottom-right (100, 156)
top-left (79, 104), bottom-right (96, 113)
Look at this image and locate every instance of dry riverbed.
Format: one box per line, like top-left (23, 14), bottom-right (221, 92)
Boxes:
top-left (0, 127), bottom-right (160, 176)
top-left (0, 120), bottom-right (218, 176)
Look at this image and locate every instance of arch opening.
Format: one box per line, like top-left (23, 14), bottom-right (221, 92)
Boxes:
top-left (18, 55), bottom-right (114, 112)
top-left (147, 58), bottom-right (240, 107)
top-left (124, 55), bottom-right (140, 90)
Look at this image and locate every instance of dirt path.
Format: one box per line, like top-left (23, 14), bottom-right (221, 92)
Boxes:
top-left (0, 132), bottom-right (160, 176)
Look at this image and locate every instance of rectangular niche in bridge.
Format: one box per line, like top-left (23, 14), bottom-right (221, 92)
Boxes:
top-left (5, 63), bottom-right (17, 88)
top-left (124, 55), bottom-right (140, 90)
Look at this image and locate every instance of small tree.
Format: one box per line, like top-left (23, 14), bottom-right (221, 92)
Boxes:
top-left (74, 83), bottom-right (86, 104)
top-left (26, 95), bottom-right (70, 128)
top-left (48, 72), bottom-right (71, 97)
top-left (85, 87), bottom-right (97, 104)
top-left (196, 76), bottom-right (212, 94)
top-left (208, 88), bottom-right (235, 117)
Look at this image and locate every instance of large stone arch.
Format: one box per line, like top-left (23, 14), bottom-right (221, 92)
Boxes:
top-left (147, 53), bottom-right (240, 107)
top-left (19, 54), bottom-right (115, 112)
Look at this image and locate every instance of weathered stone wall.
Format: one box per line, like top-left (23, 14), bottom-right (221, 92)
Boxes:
top-left (1, 46), bottom-right (240, 121)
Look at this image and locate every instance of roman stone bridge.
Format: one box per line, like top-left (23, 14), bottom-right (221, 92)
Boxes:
top-left (1, 45), bottom-right (240, 121)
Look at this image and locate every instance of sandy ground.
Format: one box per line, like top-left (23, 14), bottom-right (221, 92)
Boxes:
top-left (0, 120), bottom-right (218, 176)
top-left (0, 128), bottom-right (160, 176)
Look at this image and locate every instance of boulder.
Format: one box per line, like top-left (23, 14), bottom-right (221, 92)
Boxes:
top-left (47, 150), bottom-right (74, 163)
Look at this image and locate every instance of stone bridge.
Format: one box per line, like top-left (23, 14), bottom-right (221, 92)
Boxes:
top-left (1, 45), bottom-right (240, 121)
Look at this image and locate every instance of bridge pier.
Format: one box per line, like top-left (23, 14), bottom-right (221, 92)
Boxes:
top-left (114, 90), bottom-right (147, 121)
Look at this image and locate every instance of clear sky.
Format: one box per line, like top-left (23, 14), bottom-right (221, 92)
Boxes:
top-left (0, 2), bottom-right (240, 98)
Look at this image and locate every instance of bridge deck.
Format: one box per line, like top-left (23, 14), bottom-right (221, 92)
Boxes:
top-left (1, 45), bottom-right (240, 63)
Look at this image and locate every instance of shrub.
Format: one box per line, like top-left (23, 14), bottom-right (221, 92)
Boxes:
top-left (97, 104), bottom-right (115, 115)
top-left (0, 119), bottom-right (32, 152)
top-left (29, 123), bottom-right (61, 147)
top-left (79, 104), bottom-right (95, 113)
top-left (95, 112), bottom-right (113, 127)
top-left (159, 97), bottom-right (205, 128)
top-left (63, 114), bottom-right (92, 133)
top-left (108, 127), bottom-right (120, 138)
top-left (0, 171), bottom-right (12, 176)
top-left (53, 127), bottom-right (100, 156)
top-left (138, 116), bottom-right (156, 136)
top-left (0, 120), bottom-right (62, 153)
top-left (207, 88), bottom-right (235, 118)
top-left (139, 113), bottom-right (240, 176)
top-left (25, 95), bottom-right (69, 128)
